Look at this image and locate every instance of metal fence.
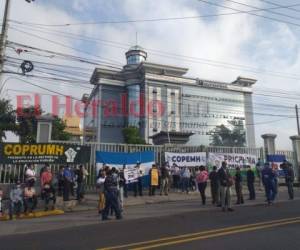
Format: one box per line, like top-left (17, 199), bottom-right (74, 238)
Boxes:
top-left (0, 142), bottom-right (296, 188)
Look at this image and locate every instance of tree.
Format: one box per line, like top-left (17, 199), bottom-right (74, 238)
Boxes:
top-left (16, 105), bottom-right (71, 143)
top-left (210, 119), bottom-right (246, 147)
top-left (51, 116), bottom-right (71, 141)
top-left (122, 126), bottom-right (146, 144)
top-left (0, 98), bottom-right (17, 142)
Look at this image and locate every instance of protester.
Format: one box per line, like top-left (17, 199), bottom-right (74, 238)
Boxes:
top-left (271, 162), bottom-right (279, 199)
top-left (209, 166), bottom-right (220, 206)
top-left (118, 168), bottom-right (126, 209)
top-left (282, 160), bottom-right (295, 200)
top-left (190, 168), bottom-right (197, 191)
top-left (102, 169), bottom-right (122, 221)
top-left (0, 188), bottom-right (3, 217)
top-left (262, 162), bottom-right (276, 205)
top-left (9, 181), bottom-right (23, 219)
top-left (149, 164), bottom-right (159, 196)
top-left (255, 158), bottom-right (264, 189)
top-left (23, 185), bottom-right (37, 214)
top-left (39, 163), bottom-right (49, 178)
top-left (133, 162), bottom-right (143, 197)
top-left (172, 163), bottom-right (180, 191)
top-left (75, 165), bottom-right (88, 201)
top-left (160, 164), bottom-right (170, 196)
top-left (41, 165), bottom-right (53, 188)
top-left (25, 164), bottom-right (36, 187)
top-left (218, 161), bottom-right (234, 212)
top-left (96, 170), bottom-right (106, 214)
top-left (246, 165), bottom-right (256, 200)
top-left (42, 183), bottom-right (56, 211)
top-left (57, 166), bottom-right (65, 197)
top-left (196, 166), bottom-right (208, 205)
top-left (121, 165), bottom-right (128, 198)
top-left (235, 167), bottom-right (244, 204)
top-left (181, 167), bottom-right (191, 194)
top-left (63, 165), bottom-right (73, 202)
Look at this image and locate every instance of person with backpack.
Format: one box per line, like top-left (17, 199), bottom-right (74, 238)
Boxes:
top-left (196, 166), bottom-right (209, 205)
top-left (218, 161), bottom-right (234, 212)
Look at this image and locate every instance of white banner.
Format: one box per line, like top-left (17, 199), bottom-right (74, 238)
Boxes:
top-left (165, 152), bottom-right (207, 167)
top-left (208, 153), bottom-right (257, 169)
top-left (124, 168), bottom-right (139, 183)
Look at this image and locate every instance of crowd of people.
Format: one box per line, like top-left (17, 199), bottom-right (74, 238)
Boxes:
top-left (95, 159), bottom-right (296, 220)
top-left (0, 159), bottom-right (296, 220)
top-left (0, 163), bottom-right (89, 219)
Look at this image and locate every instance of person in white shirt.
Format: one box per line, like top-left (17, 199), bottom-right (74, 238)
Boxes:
top-left (25, 164), bottom-right (36, 187)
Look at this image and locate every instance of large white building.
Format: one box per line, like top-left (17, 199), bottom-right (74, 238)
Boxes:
top-left (83, 46), bottom-right (256, 147)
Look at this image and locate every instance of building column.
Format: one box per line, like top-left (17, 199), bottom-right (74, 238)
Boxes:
top-left (261, 134), bottom-right (277, 158)
top-left (37, 115), bottom-right (54, 143)
top-left (290, 135), bottom-right (300, 181)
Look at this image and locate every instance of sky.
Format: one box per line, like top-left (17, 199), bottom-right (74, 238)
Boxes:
top-left (1, 0), bottom-right (300, 149)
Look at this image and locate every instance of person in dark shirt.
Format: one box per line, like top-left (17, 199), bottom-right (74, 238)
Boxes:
top-left (209, 166), bottom-right (220, 205)
top-left (235, 167), bottom-right (244, 204)
top-left (246, 165), bottom-right (256, 200)
top-left (218, 162), bottom-right (234, 212)
top-left (282, 160), bottom-right (295, 200)
top-left (160, 164), bottom-right (170, 195)
top-left (75, 165), bottom-right (84, 201)
top-left (102, 170), bottom-right (122, 221)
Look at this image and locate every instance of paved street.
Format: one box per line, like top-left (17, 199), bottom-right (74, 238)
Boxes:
top-left (1, 188), bottom-right (300, 250)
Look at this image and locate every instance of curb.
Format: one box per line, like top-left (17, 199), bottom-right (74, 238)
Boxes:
top-left (0, 209), bottom-right (64, 221)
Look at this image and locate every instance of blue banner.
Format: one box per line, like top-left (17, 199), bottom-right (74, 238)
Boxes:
top-left (96, 151), bottom-right (155, 165)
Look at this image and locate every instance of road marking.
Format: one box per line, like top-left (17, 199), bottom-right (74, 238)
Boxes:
top-left (98, 216), bottom-right (300, 250)
top-left (131, 219), bottom-right (300, 250)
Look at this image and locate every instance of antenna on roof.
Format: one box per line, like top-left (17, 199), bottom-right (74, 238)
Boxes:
top-left (136, 32), bottom-right (138, 45)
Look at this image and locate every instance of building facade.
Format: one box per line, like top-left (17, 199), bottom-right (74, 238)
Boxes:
top-left (83, 46), bottom-right (256, 147)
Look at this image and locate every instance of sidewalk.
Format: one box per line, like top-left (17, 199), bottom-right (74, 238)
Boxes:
top-left (72, 185), bottom-right (294, 212)
top-left (0, 187), bottom-right (299, 237)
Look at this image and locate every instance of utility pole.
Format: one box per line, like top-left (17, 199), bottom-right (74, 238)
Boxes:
top-left (296, 104), bottom-right (300, 136)
top-left (0, 0), bottom-right (11, 74)
top-left (0, 0), bottom-right (11, 94)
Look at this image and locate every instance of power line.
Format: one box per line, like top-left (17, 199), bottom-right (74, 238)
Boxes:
top-left (258, 0), bottom-right (300, 13)
top-left (198, 0), bottom-right (300, 27)
top-left (9, 22), bottom-right (300, 82)
top-left (6, 41), bottom-right (123, 70)
top-left (7, 3), bottom-right (300, 27)
top-left (2, 76), bottom-right (82, 101)
top-left (8, 27), bottom-right (123, 66)
top-left (3, 69), bottom-right (297, 119)
top-left (224, 0), bottom-right (300, 21)
top-left (3, 58), bottom-right (300, 111)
